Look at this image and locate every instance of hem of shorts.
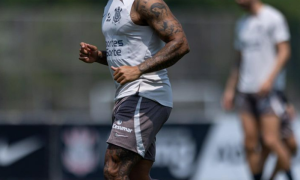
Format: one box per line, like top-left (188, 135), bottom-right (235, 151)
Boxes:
top-left (139, 95), bottom-right (173, 108)
top-left (106, 141), bottom-right (156, 162)
top-left (106, 141), bottom-right (144, 157)
top-left (115, 93), bottom-right (173, 108)
top-left (237, 89), bottom-right (259, 94)
top-left (237, 109), bottom-right (278, 118)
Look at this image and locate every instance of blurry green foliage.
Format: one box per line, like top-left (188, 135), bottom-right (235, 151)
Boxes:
top-left (1, 0), bottom-right (300, 19)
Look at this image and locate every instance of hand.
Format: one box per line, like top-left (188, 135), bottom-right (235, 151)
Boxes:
top-left (111, 66), bottom-right (142, 85)
top-left (258, 80), bottom-right (273, 97)
top-left (222, 90), bottom-right (235, 111)
top-left (79, 42), bottom-right (99, 63)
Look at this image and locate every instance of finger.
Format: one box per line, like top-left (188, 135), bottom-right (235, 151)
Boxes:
top-left (116, 76), bottom-right (125, 83)
top-left (80, 49), bottom-right (89, 55)
top-left (79, 53), bottom-right (88, 57)
top-left (114, 72), bottom-right (123, 81)
top-left (113, 69), bottom-right (122, 77)
top-left (111, 66), bottom-right (118, 71)
top-left (80, 42), bottom-right (86, 48)
top-left (120, 78), bottom-right (128, 85)
top-left (79, 57), bottom-right (89, 62)
top-left (87, 44), bottom-right (98, 51)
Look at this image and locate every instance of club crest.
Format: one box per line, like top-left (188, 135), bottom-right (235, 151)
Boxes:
top-left (113, 7), bottom-right (122, 24)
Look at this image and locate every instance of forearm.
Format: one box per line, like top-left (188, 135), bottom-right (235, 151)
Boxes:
top-left (267, 43), bottom-right (290, 83)
top-left (225, 53), bottom-right (241, 93)
top-left (225, 68), bottom-right (239, 93)
top-left (268, 56), bottom-right (289, 83)
top-left (96, 51), bottom-right (108, 66)
top-left (138, 39), bottom-right (189, 74)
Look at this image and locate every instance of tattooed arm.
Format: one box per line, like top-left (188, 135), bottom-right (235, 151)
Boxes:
top-left (136, 0), bottom-right (190, 73)
top-left (111, 0), bottom-right (189, 85)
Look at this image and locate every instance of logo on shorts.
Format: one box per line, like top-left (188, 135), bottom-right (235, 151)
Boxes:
top-left (114, 133), bottom-right (128, 138)
top-left (112, 124), bottom-right (133, 133)
top-left (113, 7), bottom-right (122, 24)
top-left (116, 120), bottom-right (122, 125)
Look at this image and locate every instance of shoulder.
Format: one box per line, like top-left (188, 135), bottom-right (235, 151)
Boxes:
top-left (135, 0), bottom-right (170, 18)
top-left (263, 5), bottom-right (286, 22)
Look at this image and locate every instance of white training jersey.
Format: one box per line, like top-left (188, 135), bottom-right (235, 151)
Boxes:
top-left (235, 5), bottom-right (290, 93)
top-left (102, 0), bottom-right (173, 107)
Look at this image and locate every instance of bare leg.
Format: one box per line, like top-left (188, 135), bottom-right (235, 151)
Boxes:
top-left (270, 135), bottom-right (297, 180)
top-left (240, 113), bottom-right (261, 174)
top-left (285, 135), bottom-right (298, 156)
top-left (260, 115), bottom-right (290, 172)
top-left (104, 144), bottom-right (142, 180)
top-left (129, 159), bottom-right (154, 180)
top-left (260, 143), bottom-right (271, 174)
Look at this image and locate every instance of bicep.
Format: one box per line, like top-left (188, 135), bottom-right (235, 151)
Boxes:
top-left (138, 0), bottom-right (185, 43)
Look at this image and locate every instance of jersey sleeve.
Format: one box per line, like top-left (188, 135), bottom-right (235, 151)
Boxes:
top-left (271, 14), bottom-right (290, 44)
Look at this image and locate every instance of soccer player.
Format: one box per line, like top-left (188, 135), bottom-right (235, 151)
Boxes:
top-left (260, 91), bottom-right (297, 180)
top-left (78, 0), bottom-right (190, 179)
top-left (222, 0), bottom-right (291, 180)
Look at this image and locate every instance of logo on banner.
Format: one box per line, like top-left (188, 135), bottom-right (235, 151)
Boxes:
top-left (0, 136), bottom-right (44, 167)
top-left (154, 128), bottom-right (199, 179)
top-left (61, 127), bottom-right (100, 177)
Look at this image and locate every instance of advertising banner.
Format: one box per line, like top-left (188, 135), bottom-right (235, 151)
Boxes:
top-left (193, 115), bottom-right (300, 180)
top-left (59, 124), bottom-right (211, 180)
top-left (0, 125), bottom-right (49, 179)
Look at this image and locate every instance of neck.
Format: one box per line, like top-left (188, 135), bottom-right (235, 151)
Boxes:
top-left (249, 1), bottom-right (263, 14)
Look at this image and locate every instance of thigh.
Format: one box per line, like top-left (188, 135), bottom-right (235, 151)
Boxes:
top-left (284, 134), bottom-right (298, 155)
top-left (104, 144), bottom-right (142, 178)
top-left (240, 112), bottom-right (259, 141)
top-left (260, 114), bottom-right (281, 140)
top-left (129, 159), bottom-right (153, 180)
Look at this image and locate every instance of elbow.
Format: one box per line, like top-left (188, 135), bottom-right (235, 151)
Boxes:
top-left (183, 44), bottom-right (190, 55)
top-left (177, 37), bottom-right (190, 56)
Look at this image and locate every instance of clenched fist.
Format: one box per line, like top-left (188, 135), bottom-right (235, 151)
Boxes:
top-left (79, 42), bottom-right (99, 63)
top-left (111, 66), bottom-right (142, 85)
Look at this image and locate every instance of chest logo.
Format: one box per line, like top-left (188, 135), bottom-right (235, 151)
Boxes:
top-left (106, 13), bottom-right (111, 22)
top-left (113, 7), bottom-right (122, 24)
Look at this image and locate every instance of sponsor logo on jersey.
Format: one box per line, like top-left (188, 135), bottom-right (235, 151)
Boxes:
top-left (113, 7), bottom-right (122, 24)
top-left (106, 39), bottom-right (124, 57)
top-left (112, 124), bottom-right (133, 133)
top-left (106, 13), bottom-right (111, 22)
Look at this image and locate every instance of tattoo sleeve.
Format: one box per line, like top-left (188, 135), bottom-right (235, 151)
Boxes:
top-left (135, 0), bottom-right (190, 74)
top-left (96, 51), bottom-right (108, 66)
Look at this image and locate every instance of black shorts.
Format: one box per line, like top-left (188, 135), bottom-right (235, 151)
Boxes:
top-left (236, 91), bottom-right (294, 138)
top-left (107, 94), bottom-right (172, 162)
top-left (236, 91), bottom-right (286, 118)
top-left (281, 113), bottom-right (293, 139)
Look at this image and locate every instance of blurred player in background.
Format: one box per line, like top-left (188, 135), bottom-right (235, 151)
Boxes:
top-left (222, 0), bottom-right (292, 180)
top-left (260, 91), bottom-right (297, 180)
top-left (78, 0), bottom-right (189, 179)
